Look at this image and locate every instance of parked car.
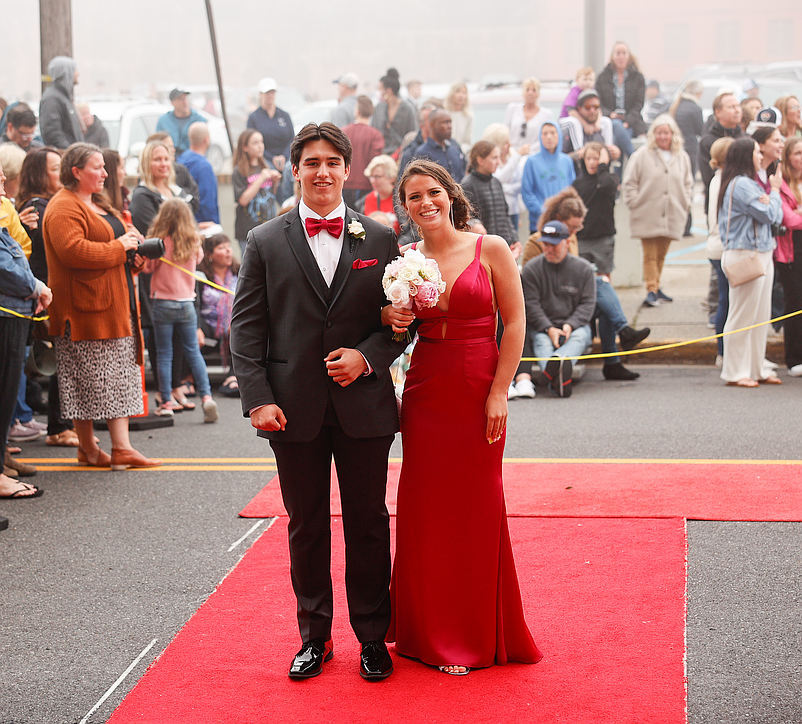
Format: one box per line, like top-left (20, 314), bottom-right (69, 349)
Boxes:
top-left (668, 63), bottom-right (802, 121)
top-left (78, 96), bottom-right (233, 175)
top-left (470, 80), bottom-right (571, 142)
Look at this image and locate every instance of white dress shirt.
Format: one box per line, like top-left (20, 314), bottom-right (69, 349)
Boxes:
top-left (298, 199), bottom-right (345, 286)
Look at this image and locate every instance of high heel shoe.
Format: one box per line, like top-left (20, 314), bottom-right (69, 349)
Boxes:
top-left (77, 447), bottom-right (112, 468)
top-left (110, 448), bottom-right (162, 471)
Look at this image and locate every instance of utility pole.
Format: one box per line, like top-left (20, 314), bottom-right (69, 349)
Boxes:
top-left (584, 0), bottom-right (605, 72)
top-left (39, 0), bottom-right (73, 92)
top-left (204, 0), bottom-right (234, 154)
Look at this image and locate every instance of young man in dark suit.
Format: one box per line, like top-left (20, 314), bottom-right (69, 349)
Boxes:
top-left (231, 122), bottom-right (404, 681)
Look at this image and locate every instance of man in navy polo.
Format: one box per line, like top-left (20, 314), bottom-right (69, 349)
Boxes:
top-left (411, 109), bottom-right (465, 182)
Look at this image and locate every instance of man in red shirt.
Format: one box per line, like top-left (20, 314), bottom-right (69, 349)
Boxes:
top-left (342, 96), bottom-right (384, 208)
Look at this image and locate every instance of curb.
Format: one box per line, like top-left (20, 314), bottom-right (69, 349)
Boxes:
top-left (587, 339), bottom-right (785, 365)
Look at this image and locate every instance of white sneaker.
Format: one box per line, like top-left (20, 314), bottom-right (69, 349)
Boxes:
top-left (203, 398), bottom-right (219, 423)
top-left (507, 383), bottom-right (520, 400)
top-left (572, 363), bottom-right (586, 381)
top-left (715, 354), bottom-right (723, 369)
top-left (763, 358), bottom-right (779, 370)
top-left (514, 379), bottom-right (536, 399)
top-left (789, 364), bottom-right (802, 377)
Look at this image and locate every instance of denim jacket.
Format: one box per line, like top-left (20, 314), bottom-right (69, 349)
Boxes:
top-left (0, 225), bottom-right (42, 319)
top-left (718, 176), bottom-right (782, 253)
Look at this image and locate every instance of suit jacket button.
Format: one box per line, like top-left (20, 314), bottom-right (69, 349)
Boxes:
top-left (326, 322), bottom-right (333, 328)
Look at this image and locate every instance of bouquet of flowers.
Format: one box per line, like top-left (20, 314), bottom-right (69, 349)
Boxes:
top-left (382, 248), bottom-right (446, 341)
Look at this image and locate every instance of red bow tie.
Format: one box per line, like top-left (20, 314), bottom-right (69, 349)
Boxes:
top-left (305, 216), bottom-right (344, 238)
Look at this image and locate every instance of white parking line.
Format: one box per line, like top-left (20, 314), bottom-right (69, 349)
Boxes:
top-left (79, 638), bottom-right (158, 723)
top-left (227, 517), bottom-right (275, 552)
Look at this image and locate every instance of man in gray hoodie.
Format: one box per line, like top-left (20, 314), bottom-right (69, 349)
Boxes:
top-left (39, 56), bottom-right (84, 149)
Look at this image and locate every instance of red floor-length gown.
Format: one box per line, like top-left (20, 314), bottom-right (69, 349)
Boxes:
top-left (386, 236), bottom-right (543, 668)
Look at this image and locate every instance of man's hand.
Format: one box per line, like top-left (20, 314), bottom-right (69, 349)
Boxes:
top-left (251, 404), bottom-right (287, 431)
top-left (325, 348), bottom-right (367, 387)
top-left (606, 144), bottom-right (621, 161)
top-left (547, 324), bottom-right (573, 348)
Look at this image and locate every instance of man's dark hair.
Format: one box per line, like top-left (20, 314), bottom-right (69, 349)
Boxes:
top-left (7, 104), bottom-right (36, 129)
top-left (290, 122), bottom-right (352, 169)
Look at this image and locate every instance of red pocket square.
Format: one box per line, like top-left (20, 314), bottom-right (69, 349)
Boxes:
top-left (352, 258), bottom-right (378, 269)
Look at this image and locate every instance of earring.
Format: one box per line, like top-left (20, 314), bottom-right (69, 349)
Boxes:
top-left (449, 203), bottom-right (455, 229)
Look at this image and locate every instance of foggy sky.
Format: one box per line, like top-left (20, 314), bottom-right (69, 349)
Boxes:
top-left (7, 1), bottom-right (801, 104)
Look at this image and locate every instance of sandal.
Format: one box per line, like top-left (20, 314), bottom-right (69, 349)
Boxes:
top-left (759, 376), bottom-right (782, 385)
top-left (176, 382), bottom-right (196, 398)
top-left (172, 390), bottom-right (195, 410)
top-left (0, 480), bottom-right (44, 499)
top-left (439, 665), bottom-right (470, 676)
top-left (6, 446), bottom-right (21, 455)
top-left (46, 430), bottom-right (80, 447)
top-left (154, 392), bottom-right (183, 412)
top-left (220, 376), bottom-right (240, 398)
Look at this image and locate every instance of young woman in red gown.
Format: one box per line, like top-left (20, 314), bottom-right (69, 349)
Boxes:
top-left (384, 159), bottom-right (543, 675)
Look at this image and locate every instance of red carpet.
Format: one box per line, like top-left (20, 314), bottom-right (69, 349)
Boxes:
top-left (108, 516), bottom-right (686, 724)
top-left (239, 461), bottom-right (802, 521)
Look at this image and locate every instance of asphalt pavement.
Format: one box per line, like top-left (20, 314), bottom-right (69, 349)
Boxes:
top-left (2, 367), bottom-right (801, 723)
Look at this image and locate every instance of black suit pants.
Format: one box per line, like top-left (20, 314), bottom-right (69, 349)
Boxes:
top-left (270, 423), bottom-right (394, 644)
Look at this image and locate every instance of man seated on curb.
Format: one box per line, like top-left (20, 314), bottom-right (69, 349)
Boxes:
top-left (521, 187), bottom-right (649, 381)
top-left (521, 221), bottom-right (596, 398)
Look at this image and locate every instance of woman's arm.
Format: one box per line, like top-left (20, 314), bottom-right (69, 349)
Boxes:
top-left (484, 234), bottom-right (525, 442)
top-left (237, 168), bottom-right (279, 207)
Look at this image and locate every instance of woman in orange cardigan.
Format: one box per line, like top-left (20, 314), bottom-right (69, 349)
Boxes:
top-left (42, 143), bottom-right (161, 471)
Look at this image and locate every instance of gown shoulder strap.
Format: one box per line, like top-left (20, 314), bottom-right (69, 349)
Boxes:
top-left (475, 235), bottom-right (484, 259)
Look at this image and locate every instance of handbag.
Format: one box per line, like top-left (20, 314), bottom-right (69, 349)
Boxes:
top-left (723, 180), bottom-right (766, 287)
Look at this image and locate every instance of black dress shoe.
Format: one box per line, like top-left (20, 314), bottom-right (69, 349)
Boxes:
top-left (603, 362), bottom-right (640, 381)
top-left (618, 325), bottom-right (651, 351)
top-left (360, 640), bottom-right (393, 680)
top-left (288, 638), bottom-right (333, 679)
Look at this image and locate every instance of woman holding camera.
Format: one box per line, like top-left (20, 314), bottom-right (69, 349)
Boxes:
top-left (42, 143), bottom-right (162, 470)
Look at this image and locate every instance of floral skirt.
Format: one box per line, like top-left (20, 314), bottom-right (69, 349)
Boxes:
top-left (55, 321), bottom-right (143, 420)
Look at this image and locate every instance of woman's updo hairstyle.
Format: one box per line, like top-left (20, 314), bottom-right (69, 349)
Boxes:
top-left (397, 158), bottom-right (474, 231)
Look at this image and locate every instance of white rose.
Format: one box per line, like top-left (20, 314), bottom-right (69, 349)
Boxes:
top-left (386, 280), bottom-right (410, 306)
top-left (397, 266), bottom-right (418, 283)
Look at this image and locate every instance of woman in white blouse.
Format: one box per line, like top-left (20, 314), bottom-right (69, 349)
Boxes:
top-left (504, 77), bottom-right (552, 154)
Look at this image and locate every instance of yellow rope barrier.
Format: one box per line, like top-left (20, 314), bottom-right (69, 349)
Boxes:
top-left (521, 309), bottom-right (802, 362)
top-left (0, 306), bottom-right (49, 321)
top-left (11, 257), bottom-right (797, 363)
top-left (157, 256), bottom-right (235, 294)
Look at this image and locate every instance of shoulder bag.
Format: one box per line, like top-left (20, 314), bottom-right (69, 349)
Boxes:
top-left (723, 179), bottom-right (765, 287)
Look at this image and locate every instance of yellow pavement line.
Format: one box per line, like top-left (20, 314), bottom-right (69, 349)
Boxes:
top-left (499, 457), bottom-right (802, 465)
top-left (21, 457), bottom-right (276, 464)
top-left (26, 465), bottom-right (278, 472)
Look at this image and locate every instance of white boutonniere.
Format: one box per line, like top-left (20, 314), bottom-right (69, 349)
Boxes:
top-left (348, 218), bottom-right (366, 240)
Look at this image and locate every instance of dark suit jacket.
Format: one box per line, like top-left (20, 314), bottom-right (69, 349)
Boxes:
top-left (231, 206), bottom-right (405, 443)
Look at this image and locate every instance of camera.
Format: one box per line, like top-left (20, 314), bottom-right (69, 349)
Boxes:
top-left (126, 237), bottom-right (165, 265)
top-left (771, 224), bottom-right (789, 237)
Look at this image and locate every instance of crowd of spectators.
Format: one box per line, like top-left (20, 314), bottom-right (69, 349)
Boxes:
top-left (2, 48), bottom-right (802, 524)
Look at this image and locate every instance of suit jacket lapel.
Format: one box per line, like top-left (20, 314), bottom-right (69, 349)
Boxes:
top-left (328, 208), bottom-right (359, 308)
top-left (283, 209), bottom-right (329, 305)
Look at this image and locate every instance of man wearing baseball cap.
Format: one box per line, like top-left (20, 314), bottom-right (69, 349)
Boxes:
top-left (246, 77), bottom-right (294, 172)
top-left (156, 88), bottom-right (205, 155)
top-left (331, 72), bottom-right (359, 128)
top-left (521, 220), bottom-right (596, 397)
